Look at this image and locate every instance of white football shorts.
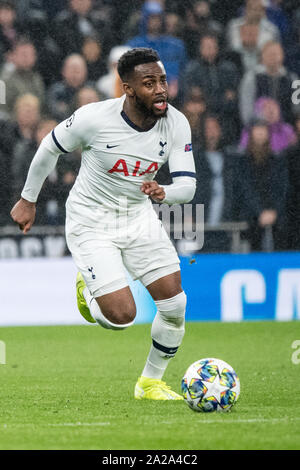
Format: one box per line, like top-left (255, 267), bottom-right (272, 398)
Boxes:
top-left (65, 205), bottom-right (180, 297)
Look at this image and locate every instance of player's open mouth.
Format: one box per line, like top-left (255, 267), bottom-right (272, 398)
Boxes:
top-left (153, 101), bottom-right (167, 111)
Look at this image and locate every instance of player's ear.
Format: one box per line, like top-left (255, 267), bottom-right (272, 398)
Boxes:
top-left (123, 82), bottom-right (135, 98)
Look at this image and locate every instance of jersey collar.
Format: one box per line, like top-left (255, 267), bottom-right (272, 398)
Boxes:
top-left (120, 110), bottom-right (157, 133)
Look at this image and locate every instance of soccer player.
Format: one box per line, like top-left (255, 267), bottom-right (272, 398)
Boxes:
top-left (10, 48), bottom-right (196, 400)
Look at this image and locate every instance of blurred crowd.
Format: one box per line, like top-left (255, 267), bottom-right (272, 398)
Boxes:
top-left (0, 0), bottom-right (300, 252)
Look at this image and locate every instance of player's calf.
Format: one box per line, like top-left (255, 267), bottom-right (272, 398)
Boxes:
top-left (77, 272), bottom-right (136, 330)
top-left (96, 300), bottom-right (136, 326)
top-left (142, 291), bottom-right (187, 379)
top-left (85, 287), bottom-right (136, 330)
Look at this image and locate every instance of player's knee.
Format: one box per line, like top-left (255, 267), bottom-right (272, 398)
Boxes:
top-left (102, 304), bottom-right (136, 326)
top-left (173, 290), bottom-right (187, 312)
top-left (155, 291), bottom-right (187, 325)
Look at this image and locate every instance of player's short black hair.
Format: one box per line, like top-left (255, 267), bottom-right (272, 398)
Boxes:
top-left (117, 48), bottom-right (160, 81)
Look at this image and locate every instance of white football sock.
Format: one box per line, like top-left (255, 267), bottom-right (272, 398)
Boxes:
top-left (83, 288), bottom-right (134, 330)
top-left (141, 291), bottom-right (186, 380)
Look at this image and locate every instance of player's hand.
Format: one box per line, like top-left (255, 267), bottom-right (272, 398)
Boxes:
top-left (140, 181), bottom-right (166, 202)
top-left (10, 198), bottom-right (36, 234)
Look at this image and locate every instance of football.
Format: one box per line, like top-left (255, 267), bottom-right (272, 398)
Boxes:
top-left (181, 358), bottom-right (240, 412)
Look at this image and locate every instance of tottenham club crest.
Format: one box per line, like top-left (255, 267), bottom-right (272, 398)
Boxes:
top-left (88, 267), bottom-right (96, 279)
top-left (66, 113), bottom-right (75, 128)
top-left (159, 141), bottom-right (167, 156)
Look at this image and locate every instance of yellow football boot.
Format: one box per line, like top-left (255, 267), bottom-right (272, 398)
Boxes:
top-left (76, 272), bottom-right (96, 323)
top-left (134, 376), bottom-right (183, 400)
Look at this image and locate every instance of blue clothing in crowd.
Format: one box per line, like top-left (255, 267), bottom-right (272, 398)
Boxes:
top-left (127, 1), bottom-right (187, 82)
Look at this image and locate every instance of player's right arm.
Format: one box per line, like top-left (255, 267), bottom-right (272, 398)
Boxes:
top-left (10, 105), bottom-right (94, 234)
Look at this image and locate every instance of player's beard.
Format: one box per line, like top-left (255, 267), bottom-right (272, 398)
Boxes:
top-left (135, 95), bottom-right (168, 120)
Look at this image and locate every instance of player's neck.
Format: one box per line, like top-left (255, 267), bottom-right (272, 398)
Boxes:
top-left (123, 100), bottom-right (157, 132)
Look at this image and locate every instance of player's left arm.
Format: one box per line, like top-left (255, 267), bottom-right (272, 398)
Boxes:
top-left (154, 112), bottom-right (196, 204)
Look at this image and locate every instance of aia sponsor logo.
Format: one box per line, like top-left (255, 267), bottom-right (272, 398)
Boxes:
top-left (108, 159), bottom-right (158, 177)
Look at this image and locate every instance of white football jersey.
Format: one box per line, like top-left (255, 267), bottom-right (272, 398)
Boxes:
top-left (52, 95), bottom-right (195, 224)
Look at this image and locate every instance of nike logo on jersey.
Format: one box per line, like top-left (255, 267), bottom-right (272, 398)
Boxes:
top-left (106, 144), bottom-right (119, 149)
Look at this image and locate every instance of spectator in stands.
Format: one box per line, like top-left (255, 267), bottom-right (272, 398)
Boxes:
top-left (235, 0), bottom-right (291, 43)
top-left (11, 116), bottom-right (54, 209)
top-left (39, 0), bottom-right (67, 19)
top-left (0, 2), bottom-right (59, 88)
top-left (81, 35), bottom-right (107, 82)
top-left (183, 0), bottom-right (223, 59)
top-left (127, 1), bottom-right (187, 101)
top-left (13, 93), bottom-right (40, 140)
top-left (234, 120), bottom-right (288, 251)
top-left (2, 37), bottom-right (45, 115)
top-left (47, 54), bottom-right (88, 121)
top-left (240, 41), bottom-right (298, 125)
top-left (182, 33), bottom-right (241, 144)
top-left (53, 0), bottom-right (113, 60)
top-left (293, 113), bottom-right (300, 141)
top-left (16, 1), bottom-right (48, 43)
top-left (18, 2), bottom-right (62, 88)
top-left (191, 115), bottom-right (237, 251)
top-left (240, 97), bottom-right (297, 153)
top-left (283, 0), bottom-right (300, 15)
top-left (265, 1), bottom-right (291, 43)
top-left (0, 0), bottom-right (21, 58)
top-left (0, 145), bottom-right (11, 224)
top-left (228, 20), bottom-right (276, 73)
top-left (286, 118), bottom-right (300, 250)
top-left (54, 148), bottom-right (81, 224)
top-left (97, 45), bottom-right (130, 99)
top-left (181, 88), bottom-right (207, 153)
top-left (164, 12), bottom-right (184, 39)
top-left (120, 1), bottom-right (144, 42)
top-left (210, 0), bottom-right (248, 26)
top-left (227, 0), bottom-right (280, 50)
top-left (285, 11), bottom-right (300, 78)
top-left (0, 93), bottom-right (40, 221)
top-left (16, 0), bottom-right (63, 20)
top-left (75, 86), bottom-right (101, 108)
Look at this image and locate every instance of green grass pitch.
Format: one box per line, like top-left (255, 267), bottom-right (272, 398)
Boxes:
top-left (0, 321), bottom-right (299, 450)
